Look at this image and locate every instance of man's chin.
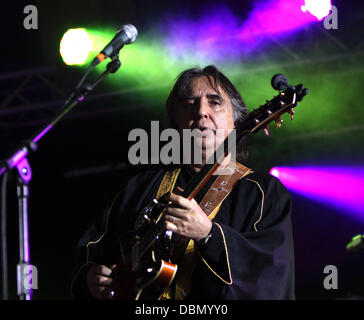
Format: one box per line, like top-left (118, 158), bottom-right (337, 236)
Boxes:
top-left (195, 137), bottom-right (216, 150)
top-left (191, 137), bottom-right (224, 164)
top-left (190, 148), bottom-right (215, 166)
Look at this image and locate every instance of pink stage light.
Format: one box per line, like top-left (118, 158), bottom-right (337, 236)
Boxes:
top-left (270, 166), bottom-right (364, 219)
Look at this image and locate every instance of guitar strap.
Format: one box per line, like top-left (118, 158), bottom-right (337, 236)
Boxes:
top-left (157, 162), bottom-right (252, 300)
top-left (156, 167), bottom-right (181, 200)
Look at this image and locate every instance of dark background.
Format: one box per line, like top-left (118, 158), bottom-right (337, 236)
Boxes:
top-left (1, 0), bottom-right (364, 300)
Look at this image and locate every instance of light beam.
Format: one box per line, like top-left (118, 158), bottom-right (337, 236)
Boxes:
top-left (270, 166), bottom-right (364, 218)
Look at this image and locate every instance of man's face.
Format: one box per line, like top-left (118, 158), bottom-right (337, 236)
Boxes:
top-left (175, 76), bottom-right (235, 164)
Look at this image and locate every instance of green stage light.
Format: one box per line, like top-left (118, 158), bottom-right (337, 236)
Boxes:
top-left (59, 27), bottom-right (364, 143)
top-left (60, 28), bottom-right (93, 65)
top-left (60, 27), bottom-right (217, 100)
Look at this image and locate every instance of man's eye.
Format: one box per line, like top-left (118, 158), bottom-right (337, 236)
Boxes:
top-left (210, 101), bottom-right (221, 106)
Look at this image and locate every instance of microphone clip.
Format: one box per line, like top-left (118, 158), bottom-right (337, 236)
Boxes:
top-left (107, 55), bottom-right (122, 74)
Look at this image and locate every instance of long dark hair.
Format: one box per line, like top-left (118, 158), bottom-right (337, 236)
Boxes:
top-left (165, 65), bottom-right (250, 162)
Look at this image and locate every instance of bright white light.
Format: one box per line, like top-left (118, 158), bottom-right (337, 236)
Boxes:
top-left (301, 0), bottom-right (332, 21)
top-left (270, 168), bottom-right (280, 178)
top-left (60, 28), bottom-right (93, 65)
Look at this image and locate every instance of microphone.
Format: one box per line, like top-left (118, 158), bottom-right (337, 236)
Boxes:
top-left (271, 74), bottom-right (289, 90)
top-left (92, 24), bottom-right (138, 66)
top-left (271, 73), bottom-right (309, 101)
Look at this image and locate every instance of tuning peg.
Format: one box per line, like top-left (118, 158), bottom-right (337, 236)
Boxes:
top-left (276, 116), bottom-right (283, 128)
top-left (264, 125), bottom-right (270, 136)
top-left (288, 108), bottom-right (295, 120)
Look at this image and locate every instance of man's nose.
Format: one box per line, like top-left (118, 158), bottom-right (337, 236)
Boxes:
top-left (196, 99), bottom-right (209, 119)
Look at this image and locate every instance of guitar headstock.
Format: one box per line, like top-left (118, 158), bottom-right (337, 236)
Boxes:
top-left (241, 77), bottom-right (309, 136)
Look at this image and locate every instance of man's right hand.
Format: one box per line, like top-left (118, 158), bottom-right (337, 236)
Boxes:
top-left (86, 264), bottom-right (118, 300)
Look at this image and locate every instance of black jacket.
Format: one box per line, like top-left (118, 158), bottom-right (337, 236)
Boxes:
top-left (70, 165), bottom-right (295, 300)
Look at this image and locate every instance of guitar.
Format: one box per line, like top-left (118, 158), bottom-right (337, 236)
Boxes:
top-left (111, 77), bottom-right (309, 300)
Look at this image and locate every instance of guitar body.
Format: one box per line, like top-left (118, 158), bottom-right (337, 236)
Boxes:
top-left (111, 241), bottom-right (178, 300)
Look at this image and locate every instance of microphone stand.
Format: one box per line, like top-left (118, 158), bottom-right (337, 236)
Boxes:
top-left (0, 55), bottom-right (121, 300)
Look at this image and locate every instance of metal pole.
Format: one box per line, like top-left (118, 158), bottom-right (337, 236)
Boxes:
top-left (16, 180), bottom-right (32, 300)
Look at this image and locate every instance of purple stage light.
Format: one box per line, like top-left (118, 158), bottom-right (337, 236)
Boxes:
top-left (301, 0), bottom-right (332, 21)
top-left (163, 6), bottom-right (243, 62)
top-left (270, 166), bottom-right (364, 218)
top-left (239, 0), bottom-right (317, 41)
top-left (163, 1), bottom-right (323, 62)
